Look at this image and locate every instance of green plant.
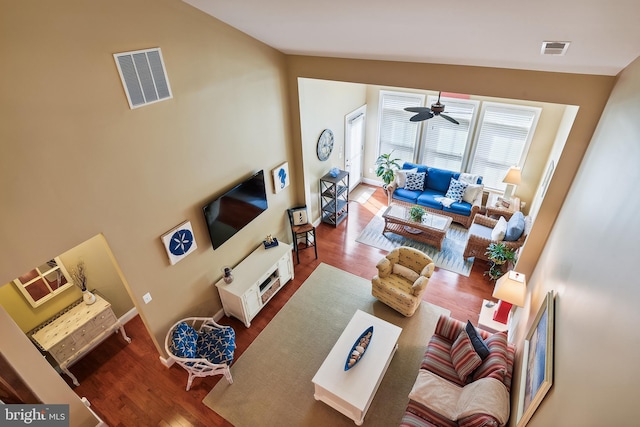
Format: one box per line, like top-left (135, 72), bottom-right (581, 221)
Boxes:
top-left (484, 243), bottom-right (517, 280)
top-left (409, 205), bottom-right (426, 222)
top-left (375, 151), bottom-right (401, 186)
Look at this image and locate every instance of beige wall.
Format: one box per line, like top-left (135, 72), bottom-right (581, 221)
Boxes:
top-left (0, 308), bottom-right (98, 425)
top-left (509, 56), bottom-right (640, 425)
top-left (0, 0), bottom-right (295, 366)
top-left (298, 78), bottom-right (367, 221)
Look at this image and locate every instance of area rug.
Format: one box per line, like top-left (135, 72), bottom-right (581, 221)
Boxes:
top-left (355, 208), bottom-right (474, 276)
top-left (203, 263), bottom-right (450, 427)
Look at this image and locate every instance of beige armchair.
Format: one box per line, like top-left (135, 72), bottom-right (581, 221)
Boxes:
top-left (371, 246), bottom-right (435, 317)
top-left (463, 214), bottom-right (529, 262)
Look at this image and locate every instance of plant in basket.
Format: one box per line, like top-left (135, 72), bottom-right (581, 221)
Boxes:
top-left (484, 242), bottom-right (517, 281)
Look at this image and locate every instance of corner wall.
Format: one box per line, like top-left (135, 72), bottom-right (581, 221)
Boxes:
top-left (510, 56), bottom-right (640, 426)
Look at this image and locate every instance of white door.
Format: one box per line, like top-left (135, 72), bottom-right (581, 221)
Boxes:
top-left (345, 105), bottom-right (366, 191)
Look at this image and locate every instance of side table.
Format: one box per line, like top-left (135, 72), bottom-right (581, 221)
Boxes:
top-left (477, 299), bottom-right (508, 334)
top-left (485, 193), bottom-right (520, 220)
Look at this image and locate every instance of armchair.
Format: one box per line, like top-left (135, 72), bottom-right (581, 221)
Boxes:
top-left (371, 247), bottom-right (435, 317)
top-left (463, 214), bottom-right (529, 262)
top-left (165, 317), bottom-right (235, 391)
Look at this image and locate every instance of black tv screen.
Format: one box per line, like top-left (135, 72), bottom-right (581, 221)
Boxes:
top-left (203, 170), bottom-right (268, 249)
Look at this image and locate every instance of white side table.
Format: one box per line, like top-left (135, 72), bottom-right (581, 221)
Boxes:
top-left (478, 299), bottom-right (508, 334)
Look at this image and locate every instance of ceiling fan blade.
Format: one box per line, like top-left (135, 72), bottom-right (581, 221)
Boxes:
top-left (440, 114), bottom-right (459, 125)
top-left (410, 112), bottom-right (434, 122)
top-left (404, 107), bottom-right (430, 113)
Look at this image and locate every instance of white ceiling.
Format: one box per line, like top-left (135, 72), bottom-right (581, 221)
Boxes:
top-left (184, 0), bottom-right (640, 76)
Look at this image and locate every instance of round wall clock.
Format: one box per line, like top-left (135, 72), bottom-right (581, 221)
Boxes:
top-left (316, 129), bottom-right (334, 161)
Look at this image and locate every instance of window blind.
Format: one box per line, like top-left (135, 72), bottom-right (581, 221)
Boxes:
top-left (377, 91), bottom-right (424, 164)
top-left (419, 97), bottom-right (478, 171)
top-left (469, 103), bottom-right (541, 190)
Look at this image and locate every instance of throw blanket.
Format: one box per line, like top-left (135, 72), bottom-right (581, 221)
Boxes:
top-left (408, 370), bottom-right (510, 425)
top-left (434, 196), bottom-right (456, 208)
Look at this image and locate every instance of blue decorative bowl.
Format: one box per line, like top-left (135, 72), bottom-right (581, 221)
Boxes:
top-left (329, 167), bottom-right (340, 177)
top-left (344, 326), bottom-right (374, 371)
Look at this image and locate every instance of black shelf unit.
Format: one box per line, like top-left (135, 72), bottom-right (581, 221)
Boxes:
top-left (320, 170), bottom-right (350, 226)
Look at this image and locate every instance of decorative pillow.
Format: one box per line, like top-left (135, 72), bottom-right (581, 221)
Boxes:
top-left (472, 331), bottom-right (509, 382)
top-left (171, 321), bottom-right (198, 359)
top-left (395, 168), bottom-right (418, 188)
top-left (405, 172), bottom-right (426, 191)
top-left (392, 263), bottom-right (420, 282)
top-left (491, 216), bottom-right (508, 241)
top-left (462, 183), bottom-right (484, 204)
top-left (465, 321), bottom-right (490, 360)
top-left (450, 330), bottom-right (483, 381)
top-left (197, 326), bottom-right (236, 365)
top-left (445, 178), bottom-right (468, 203)
top-left (504, 211), bottom-right (525, 241)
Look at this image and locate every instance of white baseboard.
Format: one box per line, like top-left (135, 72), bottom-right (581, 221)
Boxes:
top-left (119, 306), bottom-right (138, 324)
top-left (361, 177), bottom-right (383, 186)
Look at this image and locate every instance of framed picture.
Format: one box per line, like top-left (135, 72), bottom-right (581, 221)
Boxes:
top-left (161, 221), bottom-right (197, 265)
top-left (290, 207), bottom-right (308, 225)
top-left (517, 291), bottom-right (555, 427)
top-left (272, 162), bottom-right (290, 194)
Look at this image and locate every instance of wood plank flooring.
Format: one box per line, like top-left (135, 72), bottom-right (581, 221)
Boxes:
top-left (69, 185), bottom-right (496, 426)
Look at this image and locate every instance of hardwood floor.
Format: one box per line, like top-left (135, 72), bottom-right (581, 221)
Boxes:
top-left (69, 185), bottom-right (496, 426)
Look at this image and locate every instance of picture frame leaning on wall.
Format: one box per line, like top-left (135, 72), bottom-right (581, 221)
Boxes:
top-left (516, 290), bottom-right (555, 427)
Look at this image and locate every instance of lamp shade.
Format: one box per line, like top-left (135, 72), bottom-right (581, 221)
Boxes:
top-left (492, 270), bottom-right (526, 307)
top-left (502, 167), bottom-right (522, 185)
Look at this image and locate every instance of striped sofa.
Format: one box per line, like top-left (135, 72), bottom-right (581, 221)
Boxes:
top-left (401, 315), bottom-right (516, 427)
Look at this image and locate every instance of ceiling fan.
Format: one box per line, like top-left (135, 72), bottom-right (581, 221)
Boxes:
top-left (404, 92), bottom-right (459, 125)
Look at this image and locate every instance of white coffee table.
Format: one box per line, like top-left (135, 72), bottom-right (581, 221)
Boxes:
top-left (312, 310), bottom-right (402, 425)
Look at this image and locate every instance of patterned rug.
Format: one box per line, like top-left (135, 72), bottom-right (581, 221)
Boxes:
top-left (355, 209), bottom-right (474, 276)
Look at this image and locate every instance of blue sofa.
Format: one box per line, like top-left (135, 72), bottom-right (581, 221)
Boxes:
top-left (387, 162), bottom-right (483, 228)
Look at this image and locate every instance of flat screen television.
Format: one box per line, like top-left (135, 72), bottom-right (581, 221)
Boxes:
top-left (203, 170), bottom-right (268, 250)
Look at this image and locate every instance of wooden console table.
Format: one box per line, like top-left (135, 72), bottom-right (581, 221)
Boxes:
top-left (30, 294), bottom-right (130, 386)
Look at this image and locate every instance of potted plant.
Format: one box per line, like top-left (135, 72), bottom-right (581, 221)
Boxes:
top-left (484, 243), bottom-right (517, 281)
top-left (409, 205), bottom-right (426, 222)
top-left (375, 151), bottom-right (401, 190)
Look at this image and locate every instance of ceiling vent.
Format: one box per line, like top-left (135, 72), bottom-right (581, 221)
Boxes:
top-left (541, 41), bottom-right (570, 56)
top-left (113, 48), bottom-right (172, 109)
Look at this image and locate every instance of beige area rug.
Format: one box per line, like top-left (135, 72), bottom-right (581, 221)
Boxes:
top-left (203, 263), bottom-right (450, 426)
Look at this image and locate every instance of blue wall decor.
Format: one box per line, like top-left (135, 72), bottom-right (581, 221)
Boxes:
top-left (161, 221), bottom-right (198, 265)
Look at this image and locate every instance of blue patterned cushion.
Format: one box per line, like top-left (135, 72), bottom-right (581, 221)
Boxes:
top-left (405, 172), bottom-right (426, 191)
top-left (197, 326), bottom-right (236, 365)
top-left (445, 178), bottom-right (468, 202)
top-left (171, 322), bottom-right (198, 358)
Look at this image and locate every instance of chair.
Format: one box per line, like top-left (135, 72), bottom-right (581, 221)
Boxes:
top-left (287, 205), bottom-right (318, 264)
top-left (371, 246), bottom-right (435, 317)
top-left (463, 214), bottom-right (530, 262)
top-left (165, 317), bottom-right (235, 391)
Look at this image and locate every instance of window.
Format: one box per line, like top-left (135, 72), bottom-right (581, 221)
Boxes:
top-left (469, 103), bottom-right (541, 191)
top-left (377, 91), bottom-right (424, 164)
top-left (13, 257), bottom-right (74, 307)
top-left (419, 96), bottom-right (479, 171)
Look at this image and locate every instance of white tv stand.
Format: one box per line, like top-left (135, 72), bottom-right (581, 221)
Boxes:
top-left (215, 243), bottom-right (294, 327)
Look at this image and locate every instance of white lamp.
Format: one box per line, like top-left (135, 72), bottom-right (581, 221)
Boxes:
top-left (502, 166), bottom-right (521, 201)
top-left (492, 270), bottom-right (526, 324)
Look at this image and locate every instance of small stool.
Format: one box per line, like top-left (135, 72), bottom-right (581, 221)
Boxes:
top-left (287, 205), bottom-right (318, 264)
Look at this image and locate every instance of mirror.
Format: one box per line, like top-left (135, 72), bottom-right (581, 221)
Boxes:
top-left (13, 257), bottom-right (74, 307)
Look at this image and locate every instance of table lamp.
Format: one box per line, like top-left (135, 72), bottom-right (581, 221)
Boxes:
top-left (492, 270), bottom-right (526, 324)
top-left (502, 166), bottom-right (521, 201)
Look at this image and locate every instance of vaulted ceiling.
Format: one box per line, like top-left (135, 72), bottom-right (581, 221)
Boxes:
top-left (184, 0), bottom-right (640, 76)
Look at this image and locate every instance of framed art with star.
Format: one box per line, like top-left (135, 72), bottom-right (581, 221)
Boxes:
top-left (161, 221), bottom-right (198, 265)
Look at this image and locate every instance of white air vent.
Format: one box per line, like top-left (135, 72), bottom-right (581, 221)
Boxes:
top-left (114, 48), bottom-right (172, 109)
top-left (541, 41), bottom-right (570, 56)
